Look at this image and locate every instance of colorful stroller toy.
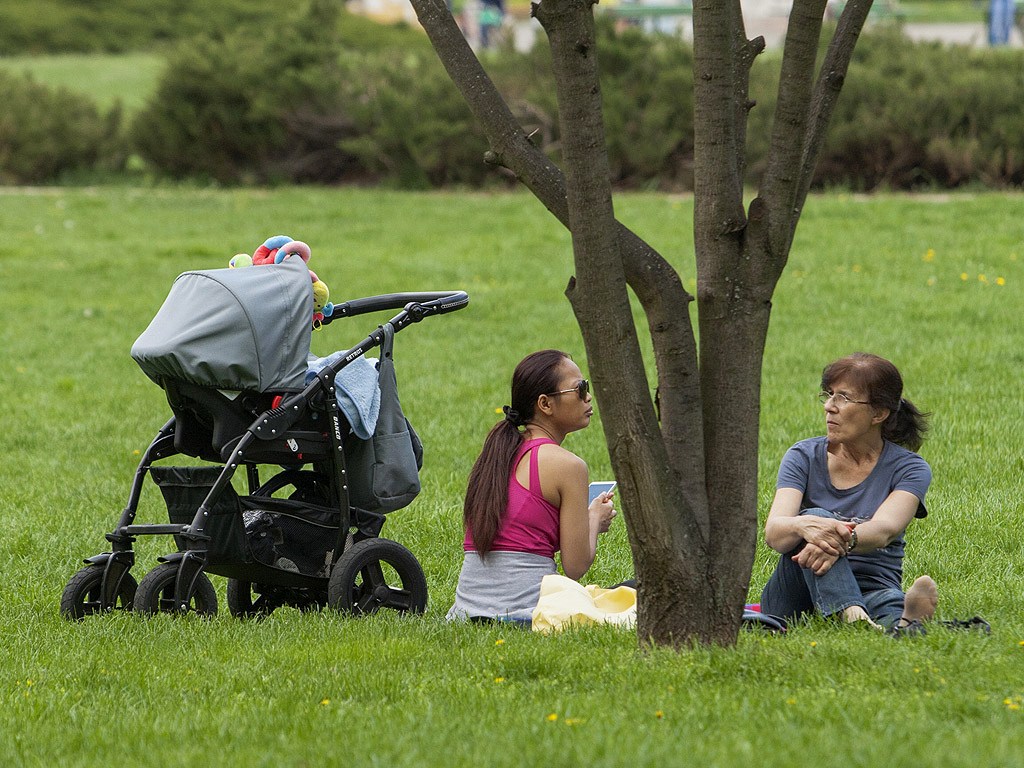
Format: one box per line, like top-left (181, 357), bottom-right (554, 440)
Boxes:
top-left (61, 253), bottom-right (468, 619)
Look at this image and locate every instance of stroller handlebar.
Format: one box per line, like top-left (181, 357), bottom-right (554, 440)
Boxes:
top-left (323, 291), bottom-right (468, 324)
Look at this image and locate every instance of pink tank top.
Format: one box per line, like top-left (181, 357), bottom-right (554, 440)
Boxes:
top-left (464, 438), bottom-right (560, 559)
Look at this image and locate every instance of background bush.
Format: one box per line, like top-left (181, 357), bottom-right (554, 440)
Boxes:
top-left (0, 0), bottom-right (298, 55)
top-left (747, 26), bottom-right (1024, 190)
top-left (4, 1), bottom-right (1024, 190)
top-left (0, 70), bottom-right (125, 184)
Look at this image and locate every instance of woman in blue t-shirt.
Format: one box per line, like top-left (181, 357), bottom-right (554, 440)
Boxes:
top-left (760, 353), bottom-right (937, 632)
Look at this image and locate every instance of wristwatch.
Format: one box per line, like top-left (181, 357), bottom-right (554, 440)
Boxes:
top-left (847, 529), bottom-right (858, 553)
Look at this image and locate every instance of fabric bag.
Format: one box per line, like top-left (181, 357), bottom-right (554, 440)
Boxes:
top-left (531, 574), bottom-right (637, 632)
top-left (343, 323), bottom-right (423, 513)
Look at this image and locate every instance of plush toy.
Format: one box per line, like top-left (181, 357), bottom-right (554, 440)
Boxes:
top-left (228, 234), bottom-right (333, 325)
top-left (252, 235), bottom-right (311, 266)
top-left (312, 279), bottom-right (330, 324)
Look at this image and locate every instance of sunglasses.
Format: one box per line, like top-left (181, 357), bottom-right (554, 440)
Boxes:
top-left (546, 379), bottom-right (590, 400)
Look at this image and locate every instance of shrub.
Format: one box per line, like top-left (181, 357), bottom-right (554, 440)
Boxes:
top-left (0, 71), bottom-right (125, 184)
top-left (746, 27), bottom-right (1024, 190)
top-left (0, 0), bottom-right (300, 55)
top-left (131, 1), bottom-right (366, 184)
top-left (338, 50), bottom-right (490, 188)
top-left (130, 2), bottom-right (479, 186)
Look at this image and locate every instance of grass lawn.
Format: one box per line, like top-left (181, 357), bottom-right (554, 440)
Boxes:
top-left (899, 0), bottom-right (992, 24)
top-left (1, 187), bottom-right (1022, 766)
top-left (0, 52), bottom-right (163, 113)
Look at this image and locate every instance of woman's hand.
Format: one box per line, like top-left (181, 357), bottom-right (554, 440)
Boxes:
top-left (792, 543), bottom-right (840, 576)
top-left (799, 516), bottom-right (853, 556)
top-left (590, 491), bottom-right (616, 534)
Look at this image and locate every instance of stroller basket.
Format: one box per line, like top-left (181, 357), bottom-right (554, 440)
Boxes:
top-left (151, 466), bottom-right (343, 577)
top-left (150, 466), bottom-right (248, 564)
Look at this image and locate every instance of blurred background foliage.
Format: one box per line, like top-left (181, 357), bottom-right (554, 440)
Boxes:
top-left (1, 0), bottom-right (1022, 189)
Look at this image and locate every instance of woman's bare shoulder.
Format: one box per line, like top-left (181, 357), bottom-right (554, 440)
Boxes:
top-left (536, 442), bottom-right (587, 472)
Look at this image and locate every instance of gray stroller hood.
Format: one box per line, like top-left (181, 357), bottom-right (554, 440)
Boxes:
top-left (131, 254), bottom-right (313, 393)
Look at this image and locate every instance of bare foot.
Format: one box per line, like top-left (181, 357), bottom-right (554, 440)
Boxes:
top-left (842, 605), bottom-right (884, 630)
top-left (900, 575), bottom-right (938, 624)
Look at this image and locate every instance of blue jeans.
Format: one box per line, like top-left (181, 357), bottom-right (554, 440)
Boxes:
top-left (760, 508), bottom-right (906, 628)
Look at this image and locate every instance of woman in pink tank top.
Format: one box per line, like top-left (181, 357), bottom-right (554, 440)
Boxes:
top-left (447, 350), bottom-right (616, 622)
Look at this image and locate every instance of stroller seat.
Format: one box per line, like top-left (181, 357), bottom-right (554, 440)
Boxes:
top-left (164, 379), bottom-right (341, 465)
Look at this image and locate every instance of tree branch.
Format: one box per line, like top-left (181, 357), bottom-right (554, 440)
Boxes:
top-left (692, 0), bottom-right (747, 237)
top-left (758, 0), bottom-right (827, 262)
top-left (793, 0), bottom-right (874, 222)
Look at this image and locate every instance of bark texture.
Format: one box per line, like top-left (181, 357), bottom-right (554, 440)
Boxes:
top-left (408, 0), bottom-right (874, 646)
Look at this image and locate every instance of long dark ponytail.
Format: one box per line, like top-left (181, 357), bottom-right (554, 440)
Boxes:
top-left (463, 350), bottom-right (568, 554)
top-left (821, 352), bottom-right (930, 452)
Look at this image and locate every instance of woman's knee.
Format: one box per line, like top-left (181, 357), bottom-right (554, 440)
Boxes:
top-left (798, 507), bottom-right (841, 521)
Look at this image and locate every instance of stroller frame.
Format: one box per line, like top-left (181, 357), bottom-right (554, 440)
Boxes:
top-left (63, 289), bottom-right (468, 619)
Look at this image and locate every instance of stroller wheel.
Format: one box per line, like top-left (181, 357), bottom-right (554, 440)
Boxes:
top-left (327, 538), bottom-right (427, 616)
top-left (134, 562), bottom-right (218, 616)
top-left (226, 579), bottom-right (268, 618)
top-left (60, 565), bottom-right (138, 621)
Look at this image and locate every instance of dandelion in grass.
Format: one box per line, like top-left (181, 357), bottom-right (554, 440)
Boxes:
top-left (786, 698), bottom-right (797, 705)
top-left (997, 277), bottom-right (1006, 286)
top-left (546, 713), bottom-right (559, 722)
top-left (494, 677), bottom-right (505, 684)
top-left (320, 698), bottom-right (330, 706)
top-left (979, 274), bottom-right (988, 284)
top-left (655, 710), bottom-right (664, 720)
top-left (809, 641), bottom-right (817, 647)
top-left (961, 272), bottom-right (969, 281)
top-left (923, 249), bottom-right (935, 262)
top-left (495, 638), bottom-right (505, 646)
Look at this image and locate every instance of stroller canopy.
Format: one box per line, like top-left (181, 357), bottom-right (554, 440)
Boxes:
top-left (131, 254), bottom-right (313, 393)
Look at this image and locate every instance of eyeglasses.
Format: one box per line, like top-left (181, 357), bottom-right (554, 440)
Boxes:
top-left (547, 379), bottom-right (590, 400)
top-left (818, 390), bottom-right (870, 407)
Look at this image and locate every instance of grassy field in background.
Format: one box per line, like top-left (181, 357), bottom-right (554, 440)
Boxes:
top-left (0, 52), bottom-right (163, 113)
top-left (1, 187), bottom-right (1023, 766)
top-left (900, 0), bottom-right (993, 23)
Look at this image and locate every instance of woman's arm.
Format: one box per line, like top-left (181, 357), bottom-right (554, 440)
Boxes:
top-left (764, 487), bottom-right (851, 555)
top-left (783, 489), bottom-right (921, 576)
top-left (548, 451), bottom-right (613, 581)
top-left (846, 490), bottom-right (920, 552)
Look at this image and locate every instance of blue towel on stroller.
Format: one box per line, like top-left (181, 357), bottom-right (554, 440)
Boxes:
top-left (305, 353), bottom-right (381, 439)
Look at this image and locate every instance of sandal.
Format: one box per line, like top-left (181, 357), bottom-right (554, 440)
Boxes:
top-left (889, 618), bottom-right (926, 638)
top-left (742, 609), bottom-right (787, 633)
top-left (939, 616), bottom-right (991, 634)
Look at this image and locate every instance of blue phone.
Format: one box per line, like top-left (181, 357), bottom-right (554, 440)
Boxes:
top-left (588, 481), bottom-right (617, 504)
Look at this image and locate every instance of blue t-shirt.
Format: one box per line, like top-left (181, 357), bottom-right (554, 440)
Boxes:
top-left (775, 436), bottom-right (932, 591)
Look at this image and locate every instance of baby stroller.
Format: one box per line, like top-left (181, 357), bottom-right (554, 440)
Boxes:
top-left (60, 253), bottom-right (468, 619)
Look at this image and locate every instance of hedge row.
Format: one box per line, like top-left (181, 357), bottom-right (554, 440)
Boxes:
top-left (0, 71), bottom-right (126, 184)
top-left (3, 8), bottom-right (1024, 190)
top-left (0, 0), bottom-right (298, 55)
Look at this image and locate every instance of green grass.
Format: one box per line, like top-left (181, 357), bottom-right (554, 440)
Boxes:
top-left (899, 0), bottom-right (992, 24)
top-left (2, 187), bottom-right (1023, 766)
top-left (0, 52), bottom-right (163, 113)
